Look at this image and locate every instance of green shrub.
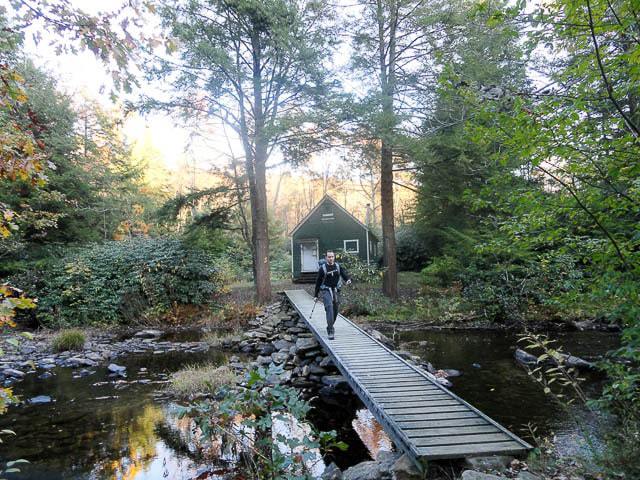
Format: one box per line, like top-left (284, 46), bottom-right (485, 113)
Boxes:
top-left (342, 292), bottom-right (376, 317)
top-left (22, 237), bottom-right (222, 326)
top-left (214, 246), bottom-right (254, 284)
top-left (51, 329), bottom-right (86, 352)
top-left (169, 364), bottom-right (237, 397)
top-left (181, 366), bottom-right (346, 478)
top-left (270, 251), bottom-right (292, 280)
top-left (460, 250), bottom-right (588, 324)
top-left (341, 288), bottom-right (394, 319)
top-left (420, 255), bottom-right (463, 287)
top-left (335, 251), bottom-right (383, 284)
top-left (396, 224), bottom-right (430, 271)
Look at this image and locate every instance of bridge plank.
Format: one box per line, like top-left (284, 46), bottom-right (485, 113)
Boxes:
top-left (392, 412), bottom-right (480, 422)
top-left (405, 425), bottom-right (501, 438)
top-left (412, 433), bottom-right (513, 447)
top-left (348, 366), bottom-right (410, 373)
top-left (376, 394), bottom-right (451, 402)
top-left (397, 418), bottom-right (490, 429)
top-left (387, 405), bottom-right (470, 415)
top-left (372, 388), bottom-right (447, 395)
top-left (366, 386), bottom-right (440, 395)
top-left (418, 441), bottom-right (528, 458)
top-left (357, 371), bottom-right (422, 377)
top-left (360, 378), bottom-right (431, 385)
top-left (379, 398), bottom-right (460, 407)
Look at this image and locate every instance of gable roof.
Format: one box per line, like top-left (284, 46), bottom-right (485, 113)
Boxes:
top-left (290, 195), bottom-right (377, 240)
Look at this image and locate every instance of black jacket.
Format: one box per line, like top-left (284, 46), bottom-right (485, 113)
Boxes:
top-left (314, 262), bottom-right (350, 297)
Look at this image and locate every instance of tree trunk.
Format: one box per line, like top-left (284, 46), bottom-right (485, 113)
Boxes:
top-left (380, 141), bottom-right (398, 299)
top-left (377, 0), bottom-right (398, 299)
top-left (253, 147), bottom-right (272, 304)
top-left (251, 31), bottom-right (272, 304)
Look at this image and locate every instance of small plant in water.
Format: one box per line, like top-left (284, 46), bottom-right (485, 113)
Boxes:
top-left (169, 364), bottom-right (237, 398)
top-left (202, 330), bottom-right (240, 348)
top-left (517, 331), bottom-right (588, 406)
top-left (51, 329), bottom-right (86, 352)
top-left (517, 331), bottom-right (611, 476)
top-left (179, 365), bottom-right (347, 479)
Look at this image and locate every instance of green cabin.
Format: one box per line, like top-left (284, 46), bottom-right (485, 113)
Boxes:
top-left (290, 195), bottom-right (379, 282)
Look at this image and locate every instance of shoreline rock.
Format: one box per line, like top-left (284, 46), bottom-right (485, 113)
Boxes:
top-left (0, 329), bottom-right (211, 386)
top-left (514, 348), bottom-right (594, 370)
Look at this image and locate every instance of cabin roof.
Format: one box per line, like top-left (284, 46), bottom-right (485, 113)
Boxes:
top-left (289, 195), bottom-right (377, 240)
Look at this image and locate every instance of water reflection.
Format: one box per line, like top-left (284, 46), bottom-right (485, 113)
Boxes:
top-left (352, 409), bottom-right (393, 460)
top-left (0, 349), bottom-right (227, 479)
top-left (387, 328), bottom-right (619, 454)
top-left (0, 329), bottom-right (618, 478)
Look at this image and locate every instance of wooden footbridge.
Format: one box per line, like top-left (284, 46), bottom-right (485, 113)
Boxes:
top-left (284, 290), bottom-right (532, 467)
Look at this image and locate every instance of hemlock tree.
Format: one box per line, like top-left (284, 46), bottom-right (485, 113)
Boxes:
top-left (350, 0), bottom-right (434, 299)
top-left (147, 0), bottom-right (337, 303)
top-left (413, 0), bottom-right (528, 256)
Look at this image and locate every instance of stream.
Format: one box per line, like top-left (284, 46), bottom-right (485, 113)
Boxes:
top-left (0, 329), bottom-right (619, 479)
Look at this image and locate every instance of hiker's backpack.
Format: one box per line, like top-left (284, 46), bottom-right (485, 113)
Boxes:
top-left (320, 261), bottom-right (342, 289)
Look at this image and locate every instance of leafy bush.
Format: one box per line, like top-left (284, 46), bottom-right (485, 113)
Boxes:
top-left (460, 249), bottom-right (588, 324)
top-left (21, 237), bottom-right (222, 326)
top-left (51, 329), bottom-right (86, 352)
top-left (214, 244), bottom-right (255, 284)
top-left (270, 251), bottom-right (292, 280)
top-left (396, 224), bottom-right (430, 271)
top-left (341, 291), bottom-right (377, 317)
top-left (334, 251), bottom-right (383, 284)
top-left (421, 255), bottom-right (464, 287)
top-left (181, 366), bottom-right (346, 478)
top-left (207, 303), bottom-right (258, 329)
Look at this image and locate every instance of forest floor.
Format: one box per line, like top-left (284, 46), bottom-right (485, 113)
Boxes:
top-left (223, 272), bottom-right (615, 333)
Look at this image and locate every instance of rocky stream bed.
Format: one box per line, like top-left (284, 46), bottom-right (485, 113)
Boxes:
top-left (0, 296), bottom-right (618, 479)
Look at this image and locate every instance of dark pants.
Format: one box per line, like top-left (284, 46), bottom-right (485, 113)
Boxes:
top-left (321, 288), bottom-right (339, 331)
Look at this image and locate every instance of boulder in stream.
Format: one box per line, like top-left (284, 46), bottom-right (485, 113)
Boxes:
top-left (461, 471), bottom-right (506, 480)
top-left (321, 462), bottom-right (343, 480)
top-left (273, 339), bottom-right (293, 351)
top-left (29, 395), bottom-right (52, 405)
top-left (343, 461), bottom-right (382, 480)
top-left (107, 363), bottom-right (126, 374)
top-left (517, 472), bottom-right (543, 480)
top-left (3, 368), bottom-right (25, 378)
top-left (295, 337), bottom-right (319, 353)
top-left (366, 328), bottom-right (395, 349)
top-left (515, 348), bottom-right (594, 370)
top-left (562, 354), bottom-right (594, 369)
top-left (391, 453), bottom-right (423, 480)
top-left (463, 455), bottom-right (513, 472)
top-left (514, 349), bottom-right (538, 366)
top-left (134, 329), bottom-right (163, 339)
top-left (321, 375), bottom-right (349, 389)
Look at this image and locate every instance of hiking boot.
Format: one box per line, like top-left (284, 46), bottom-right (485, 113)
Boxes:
top-left (327, 326), bottom-right (335, 340)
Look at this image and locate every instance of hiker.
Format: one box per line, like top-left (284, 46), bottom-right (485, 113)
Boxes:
top-left (314, 250), bottom-right (351, 340)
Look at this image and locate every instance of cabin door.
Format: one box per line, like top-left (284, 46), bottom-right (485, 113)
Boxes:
top-left (300, 240), bottom-right (318, 272)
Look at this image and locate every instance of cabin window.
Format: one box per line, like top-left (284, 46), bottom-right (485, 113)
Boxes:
top-left (344, 239), bottom-right (359, 253)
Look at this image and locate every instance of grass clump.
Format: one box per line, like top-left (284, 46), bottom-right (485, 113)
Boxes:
top-left (51, 329), bottom-right (86, 352)
top-left (203, 330), bottom-right (240, 348)
top-left (168, 364), bottom-right (237, 397)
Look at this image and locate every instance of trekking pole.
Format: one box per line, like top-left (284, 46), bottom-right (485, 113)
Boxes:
top-left (309, 297), bottom-right (318, 319)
